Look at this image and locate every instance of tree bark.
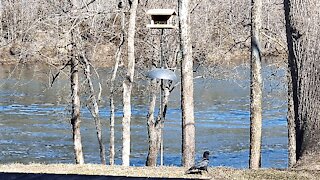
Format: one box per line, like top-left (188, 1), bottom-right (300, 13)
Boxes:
top-left (284, 0), bottom-right (320, 169)
top-left (284, 0), bottom-right (296, 166)
top-left (287, 61), bottom-right (296, 167)
top-left (179, 0), bottom-right (195, 168)
top-left (122, 0), bottom-right (138, 166)
top-left (146, 79), bottom-right (160, 166)
top-left (249, 0), bottom-right (263, 169)
top-left (69, 34), bottom-right (84, 164)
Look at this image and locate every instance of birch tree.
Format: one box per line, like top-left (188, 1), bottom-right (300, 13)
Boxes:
top-left (122, 0), bottom-right (138, 166)
top-left (249, 0), bottom-right (263, 169)
top-left (179, 0), bottom-right (195, 168)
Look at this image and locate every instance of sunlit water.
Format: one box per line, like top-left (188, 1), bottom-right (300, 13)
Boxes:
top-left (0, 64), bottom-right (287, 168)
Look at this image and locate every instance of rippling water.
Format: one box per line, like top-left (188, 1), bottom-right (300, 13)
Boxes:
top-left (0, 64), bottom-right (287, 168)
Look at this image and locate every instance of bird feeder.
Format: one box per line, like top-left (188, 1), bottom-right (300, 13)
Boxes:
top-left (145, 8), bottom-right (178, 167)
top-left (146, 9), bottom-right (177, 29)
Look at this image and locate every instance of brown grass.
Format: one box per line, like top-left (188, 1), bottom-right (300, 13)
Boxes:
top-left (1, 164), bottom-right (320, 180)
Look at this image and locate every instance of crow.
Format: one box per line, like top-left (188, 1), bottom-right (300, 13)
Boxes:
top-left (117, 1), bottom-right (123, 9)
top-left (185, 151), bottom-right (210, 175)
top-left (128, 0), bottom-right (132, 9)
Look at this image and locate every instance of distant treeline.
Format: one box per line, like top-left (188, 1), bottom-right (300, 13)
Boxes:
top-left (0, 0), bottom-right (286, 67)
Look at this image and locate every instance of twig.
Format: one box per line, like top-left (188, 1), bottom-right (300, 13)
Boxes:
top-left (261, 31), bottom-right (286, 51)
top-left (50, 60), bottom-right (71, 87)
top-left (190, 0), bottom-right (202, 14)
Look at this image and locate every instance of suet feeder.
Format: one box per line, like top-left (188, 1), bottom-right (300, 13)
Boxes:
top-left (146, 9), bottom-right (177, 29)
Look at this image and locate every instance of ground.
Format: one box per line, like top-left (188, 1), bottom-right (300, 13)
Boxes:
top-left (0, 164), bottom-right (320, 180)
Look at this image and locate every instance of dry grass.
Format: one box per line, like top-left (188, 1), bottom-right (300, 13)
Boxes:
top-left (1, 164), bottom-right (320, 179)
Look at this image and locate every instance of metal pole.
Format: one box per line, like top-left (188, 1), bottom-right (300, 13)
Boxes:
top-left (160, 29), bottom-right (164, 166)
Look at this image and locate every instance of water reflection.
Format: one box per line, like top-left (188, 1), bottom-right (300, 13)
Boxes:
top-left (0, 64), bottom-right (287, 168)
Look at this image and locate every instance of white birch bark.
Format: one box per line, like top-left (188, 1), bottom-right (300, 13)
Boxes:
top-left (122, 0), bottom-right (138, 166)
top-left (249, 0), bottom-right (263, 169)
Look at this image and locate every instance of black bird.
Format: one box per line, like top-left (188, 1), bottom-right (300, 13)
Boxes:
top-left (118, 1), bottom-right (123, 9)
top-left (128, 0), bottom-right (132, 9)
top-left (185, 151), bottom-right (210, 174)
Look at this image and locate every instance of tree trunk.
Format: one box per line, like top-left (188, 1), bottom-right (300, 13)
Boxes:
top-left (249, 0), bottom-right (263, 169)
top-left (83, 57), bottom-right (106, 165)
top-left (284, 0), bottom-right (320, 169)
top-left (146, 79), bottom-right (172, 166)
top-left (110, 10), bottom-right (125, 166)
top-left (69, 35), bottom-right (84, 164)
top-left (122, 0), bottom-right (138, 166)
top-left (68, 0), bottom-right (84, 165)
top-left (287, 61), bottom-right (296, 167)
top-left (146, 79), bottom-right (160, 166)
top-left (284, 0), bottom-right (297, 168)
top-left (159, 85), bottom-right (170, 166)
top-left (179, 0), bottom-right (195, 168)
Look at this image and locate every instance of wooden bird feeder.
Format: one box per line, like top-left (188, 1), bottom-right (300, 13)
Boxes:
top-left (146, 9), bottom-right (177, 29)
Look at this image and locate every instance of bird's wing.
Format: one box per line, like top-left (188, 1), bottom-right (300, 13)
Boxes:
top-left (194, 159), bottom-right (209, 169)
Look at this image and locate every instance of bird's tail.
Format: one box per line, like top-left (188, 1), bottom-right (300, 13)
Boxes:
top-left (185, 169), bottom-right (191, 175)
top-left (185, 167), bottom-right (195, 174)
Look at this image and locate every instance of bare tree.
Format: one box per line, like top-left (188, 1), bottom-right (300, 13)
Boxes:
top-left (179, 0), bottom-right (195, 168)
top-left (122, 0), bottom-right (138, 166)
top-left (146, 79), bottom-right (175, 166)
top-left (1, 0), bottom-right (120, 164)
top-left (45, 0), bottom-right (112, 165)
top-left (249, 0), bottom-right (263, 169)
top-left (82, 52), bottom-right (106, 165)
top-left (284, 0), bottom-right (320, 169)
top-left (110, 6), bottom-right (125, 165)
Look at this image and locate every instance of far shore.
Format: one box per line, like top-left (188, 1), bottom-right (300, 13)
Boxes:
top-left (0, 163), bottom-right (320, 180)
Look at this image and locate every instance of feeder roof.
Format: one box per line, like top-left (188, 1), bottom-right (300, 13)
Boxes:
top-left (147, 9), bottom-right (177, 16)
top-left (147, 68), bottom-right (177, 81)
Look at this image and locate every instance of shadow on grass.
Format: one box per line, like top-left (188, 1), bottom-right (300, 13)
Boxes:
top-left (0, 172), bottom-right (206, 180)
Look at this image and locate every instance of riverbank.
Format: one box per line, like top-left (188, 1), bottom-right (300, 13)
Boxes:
top-left (0, 164), bottom-right (319, 180)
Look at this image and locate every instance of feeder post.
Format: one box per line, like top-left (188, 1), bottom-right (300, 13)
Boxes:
top-left (146, 9), bottom-right (177, 167)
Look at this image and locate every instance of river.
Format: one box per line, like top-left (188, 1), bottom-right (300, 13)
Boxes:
top-left (0, 64), bottom-right (288, 168)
